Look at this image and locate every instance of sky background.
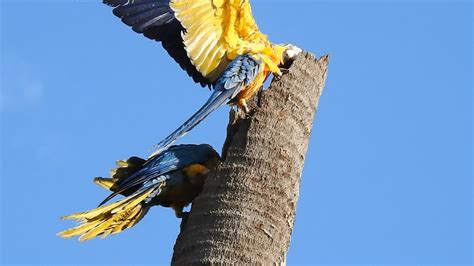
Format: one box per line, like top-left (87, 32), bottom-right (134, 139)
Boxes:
top-left (1, 0), bottom-right (472, 265)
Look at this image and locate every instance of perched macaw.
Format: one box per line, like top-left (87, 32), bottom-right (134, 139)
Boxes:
top-left (58, 144), bottom-right (221, 241)
top-left (103, 0), bottom-right (302, 155)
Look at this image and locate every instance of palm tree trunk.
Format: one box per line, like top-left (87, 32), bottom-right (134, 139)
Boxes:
top-left (172, 52), bottom-right (329, 265)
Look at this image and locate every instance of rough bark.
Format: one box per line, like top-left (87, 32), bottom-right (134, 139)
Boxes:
top-left (172, 52), bottom-right (329, 265)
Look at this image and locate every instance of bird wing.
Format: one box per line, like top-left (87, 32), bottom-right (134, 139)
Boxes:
top-left (170, 0), bottom-right (271, 82)
top-left (98, 152), bottom-right (179, 205)
top-left (98, 145), bottom-right (207, 205)
top-left (103, 0), bottom-right (210, 86)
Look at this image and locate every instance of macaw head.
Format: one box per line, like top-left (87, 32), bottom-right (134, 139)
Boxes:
top-left (184, 144), bottom-right (221, 186)
top-left (198, 144), bottom-right (222, 170)
top-left (277, 43), bottom-right (303, 66)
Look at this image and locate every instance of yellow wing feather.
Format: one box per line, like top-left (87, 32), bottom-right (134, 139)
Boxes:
top-left (170, 0), bottom-right (282, 81)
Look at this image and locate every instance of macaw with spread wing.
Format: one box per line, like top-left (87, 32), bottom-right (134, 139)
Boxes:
top-left (58, 144), bottom-right (220, 241)
top-left (103, 0), bottom-right (301, 155)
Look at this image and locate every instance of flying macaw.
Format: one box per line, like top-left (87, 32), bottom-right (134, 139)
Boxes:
top-left (103, 0), bottom-right (302, 155)
top-left (58, 144), bottom-right (221, 241)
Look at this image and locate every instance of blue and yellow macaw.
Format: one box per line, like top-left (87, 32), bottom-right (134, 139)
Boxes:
top-left (103, 0), bottom-right (302, 155)
top-left (58, 144), bottom-right (220, 241)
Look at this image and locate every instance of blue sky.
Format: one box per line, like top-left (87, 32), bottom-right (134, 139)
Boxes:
top-left (1, 1), bottom-right (472, 265)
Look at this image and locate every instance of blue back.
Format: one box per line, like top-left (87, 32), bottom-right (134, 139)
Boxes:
top-left (100, 144), bottom-right (218, 205)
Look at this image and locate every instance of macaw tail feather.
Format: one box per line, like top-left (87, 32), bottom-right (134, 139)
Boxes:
top-left (94, 177), bottom-right (114, 190)
top-left (93, 156), bottom-right (147, 195)
top-left (57, 188), bottom-right (154, 241)
top-left (150, 89), bottom-right (235, 157)
top-left (150, 55), bottom-right (263, 157)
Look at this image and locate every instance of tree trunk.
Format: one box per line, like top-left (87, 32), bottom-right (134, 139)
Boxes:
top-left (172, 52), bottom-right (329, 265)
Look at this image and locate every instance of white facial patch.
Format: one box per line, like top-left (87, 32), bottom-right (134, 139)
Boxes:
top-left (284, 44), bottom-right (302, 61)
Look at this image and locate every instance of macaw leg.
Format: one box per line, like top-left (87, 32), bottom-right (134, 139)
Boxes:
top-left (237, 99), bottom-right (250, 113)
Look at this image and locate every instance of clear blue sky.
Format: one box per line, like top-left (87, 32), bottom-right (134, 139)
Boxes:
top-left (1, 1), bottom-right (472, 265)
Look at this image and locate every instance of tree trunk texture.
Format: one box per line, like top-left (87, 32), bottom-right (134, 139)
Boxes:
top-left (172, 52), bottom-right (329, 265)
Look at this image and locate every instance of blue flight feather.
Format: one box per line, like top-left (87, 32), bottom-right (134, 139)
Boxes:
top-left (151, 55), bottom-right (263, 156)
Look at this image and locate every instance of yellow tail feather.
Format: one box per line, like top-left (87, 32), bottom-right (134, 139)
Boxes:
top-left (58, 189), bottom-right (154, 241)
top-left (94, 177), bottom-right (115, 190)
top-left (94, 157), bottom-right (146, 192)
